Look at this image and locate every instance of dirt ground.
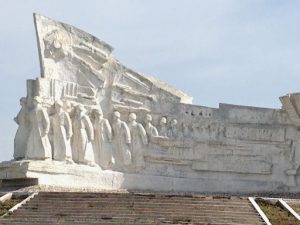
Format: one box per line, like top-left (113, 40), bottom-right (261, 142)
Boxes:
top-left (256, 199), bottom-right (300, 225)
top-left (0, 199), bottom-right (20, 216)
top-left (288, 202), bottom-right (300, 216)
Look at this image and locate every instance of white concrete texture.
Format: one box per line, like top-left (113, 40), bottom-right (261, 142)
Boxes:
top-left (1, 14), bottom-right (300, 193)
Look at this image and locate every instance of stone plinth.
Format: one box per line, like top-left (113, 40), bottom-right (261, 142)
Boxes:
top-left (0, 160), bottom-right (299, 194)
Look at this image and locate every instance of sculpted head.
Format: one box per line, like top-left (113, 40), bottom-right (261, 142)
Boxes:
top-left (113, 111), bottom-right (121, 121)
top-left (19, 97), bottom-right (27, 106)
top-left (160, 117), bottom-right (167, 125)
top-left (94, 109), bottom-right (103, 119)
top-left (129, 113), bottom-right (137, 122)
top-left (63, 100), bottom-right (72, 113)
top-left (146, 114), bottom-right (152, 122)
top-left (32, 96), bottom-right (43, 108)
top-left (76, 104), bottom-right (86, 114)
top-left (171, 119), bottom-right (178, 127)
top-left (54, 100), bottom-right (63, 112)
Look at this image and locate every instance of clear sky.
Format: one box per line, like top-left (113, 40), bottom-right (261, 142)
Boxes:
top-left (0, 0), bottom-right (300, 161)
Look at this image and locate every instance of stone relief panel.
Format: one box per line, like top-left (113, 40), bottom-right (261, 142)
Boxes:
top-left (11, 14), bottom-right (300, 189)
top-left (225, 126), bottom-right (286, 142)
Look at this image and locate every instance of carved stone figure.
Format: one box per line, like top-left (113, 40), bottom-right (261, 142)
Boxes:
top-left (52, 100), bottom-right (74, 163)
top-left (182, 122), bottom-right (190, 138)
top-left (217, 124), bottom-right (225, 138)
top-left (112, 111), bottom-right (131, 169)
top-left (92, 109), bottom-right (113, 169)
top-left (168, 119), bottom-right (179, 139)
top-left (26, 97), bottom-right (52, 160)
top-left (128, 113), bottom-right (148, 170)
top-left (145, 114), bottom-right (159, 138)
top-left (14, 97), bottom-right (29, 160)
top-left (159, 117), bottom-right (168, 137)
top-left (289, 132), bottom-right (300, 170)
top-left (72, 104), bottom-right (97, 166)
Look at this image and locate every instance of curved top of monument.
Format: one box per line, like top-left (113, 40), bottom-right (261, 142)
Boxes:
top-left (33, 13), bottom-right (193, 104)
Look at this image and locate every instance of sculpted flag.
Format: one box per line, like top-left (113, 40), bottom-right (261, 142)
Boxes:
top-left (34, 14), bottom-right (112, 88)
top-left (33, 14), bottom-right (192, 116)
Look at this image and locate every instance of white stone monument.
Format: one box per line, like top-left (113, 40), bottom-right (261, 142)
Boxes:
top-left (1, 14), bottom-right (300, 194)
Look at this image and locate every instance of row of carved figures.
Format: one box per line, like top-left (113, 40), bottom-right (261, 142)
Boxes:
top-left (14, 96), bottom-right (226, 171)
top-left (14, 96), bottom-right (180, 171)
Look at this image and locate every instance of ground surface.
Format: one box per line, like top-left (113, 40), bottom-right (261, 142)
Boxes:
top-left (256, 199), bottom-right (300, 225)
top-left (0, 199), bottom-right (20, 216)
top-left (287, 201), bottom-right (300, 217)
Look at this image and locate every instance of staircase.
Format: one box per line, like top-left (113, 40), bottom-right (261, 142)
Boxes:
top-left (0, 192), bottom-right (265, 225)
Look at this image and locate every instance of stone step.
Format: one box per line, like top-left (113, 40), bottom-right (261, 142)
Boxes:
top-left (0, 192), bottom-right (265, 225)
top-left (37, 192), bottom-right (246, 201)
top-left (4, 213), bottom-right (264, 222)
top-left (32, 196), bottom-right (249, 201)
top-left (36, 192), bottom-right (245, 200)
top-left (36, 195), bottom-right (244, 201)
top-left (17, 207), bottom-right (255, 214)
top-left (10, 212), bottom-right (260, 219)
top-left (3, 213), bottom-right (263, 219)
top-left (13, 206), bottom-right (258, 213)
top-left (0, 222), bottom-right (265, 225)
top-left (37, 191), bottom-right (222, 196)
top-left (35, 194), bottom-right (246, 200)
top-left (29, 197), bottom-right (251, 204)
top-left (25, 201), bottom-right (253, 208)
top-left (17, 206), bottom-right (255, 213)
top-left (1, 217), bottom-right (265, 224)
top-left (32, 198), bottom-right (248, 204)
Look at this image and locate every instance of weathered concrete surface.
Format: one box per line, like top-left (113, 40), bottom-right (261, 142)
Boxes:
top-left (0, 160), bottom-right (299, 194)
top-left (2, 14), bottom-right (300, 194)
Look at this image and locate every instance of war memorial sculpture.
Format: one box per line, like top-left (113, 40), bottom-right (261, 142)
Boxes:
top-left (1, 14), bottom-right (300, 194)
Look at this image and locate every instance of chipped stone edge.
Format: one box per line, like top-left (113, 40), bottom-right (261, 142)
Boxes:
top-left (248, 197), bottom-right (272, 225)
top-left (1, 192), bottom-right (38, 218)
top-left (278, 199), bottom-right (300, 221)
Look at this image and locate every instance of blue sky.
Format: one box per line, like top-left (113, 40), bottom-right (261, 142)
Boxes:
top-left (0, 0), bottom-right (300, 161)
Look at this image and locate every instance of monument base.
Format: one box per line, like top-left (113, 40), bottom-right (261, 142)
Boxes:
top-left (0, 160), bottom-right (298, 194)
